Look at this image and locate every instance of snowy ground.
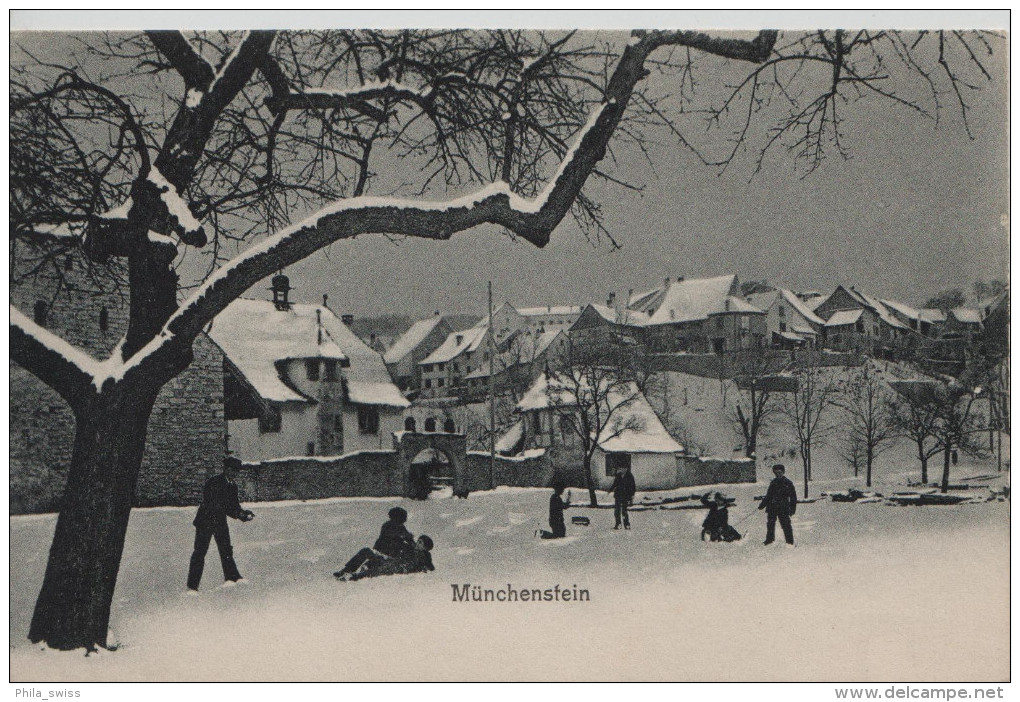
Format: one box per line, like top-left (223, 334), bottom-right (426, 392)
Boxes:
top-left (10, 461), bottom-right (1009, 682)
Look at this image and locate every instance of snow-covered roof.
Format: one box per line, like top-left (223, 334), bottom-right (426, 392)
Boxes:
top-left (515, 373), bottom-right (683, 454)
top-left (588, 303), bottom-right (646, 327)
top-left (845, 288), bottom-right (909, 330)
top-left (383, 316), bottom-right (445, 364)
top-left (516, 304), bottom-right (582, 317)
top-left (880, 298), bottom-right (921, 321)
top-left (790, 325), bottom-right (818, 336)
top-left (628, 286), bottom-right (665, 312)
top-left (210, 299), bottom-right (349, 403)
top-left (825, 309), bottom-right (863, 327)
top-left (462, 330), bottom-right (565, 381)
top-left (779, 289), bottom-right (825, 326)
top-left (419, 326), bottom-right (488, 364)
top-left (918, 308), bottom-right (947, 323)
top-left (949, 307), bottom-right (982, 324)
top-left (211, 298), bottom-right (408, 407)
top-left (643, 275), bottom-right (763, 325)
top-left (495, 420), bottom-right (524, 453)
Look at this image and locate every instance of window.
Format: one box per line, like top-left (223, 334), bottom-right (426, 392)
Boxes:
top-left (99, 307), bottom-right (109, 332)
top-left (452, 363), bottom-right (459, 373)
top-left (438, 363), bottom-right (445, 371)
top-left (64, 255), bottom-right (73, 271)
top-left (467, 366), bottom-right (472, 374)
top-left (33, 300), bottom-right (48, 327)
top-left (779, 322), bottom-right (787, 332)
top-left (855, 320), bottom-right (865, 333)
top-left (307, 441), bottom-right (316, 456)
top-left (333, 414), bottom-right (343, 433)
top-left (424, 417), bottom-right (437, 432)
top-left (559, 415), bottom-right (574, 446)
top-left (423, 364), bottom-right (432, 373)
top-left (443, 418), bottom-right (456, 433)
top-left (437, 378), bottom-right (445, 388)
top-left (259, 410), bottom-right (281, 434)
top-left (605, 452), bottom-right (632, 477)
top-left (740, 315), bottom-right (750, 330)
top-left (404, 417), bottom-right (417, 432)
top-left (531, 412), bottom-right (541, 436)
top-left (324, 360), bottom-right (338, 381)
top-left (716, 317), bottom-right (725, 329)
top-left (306, 359), bottom-right (320, 381)
top-left (357, 406), bottom-right (379, 435)
top-left (424, 379), bottom-right (432, 389)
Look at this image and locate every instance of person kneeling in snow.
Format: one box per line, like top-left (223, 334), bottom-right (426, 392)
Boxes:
top-left (700, 492), bottom-right (741, 542)
top-left (336, 535), bottom-right (435, 581)
top-left (538, 481), bottom-right (571, 539)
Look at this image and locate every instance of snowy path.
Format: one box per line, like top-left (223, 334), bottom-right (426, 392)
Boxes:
top-left (10, 473), bottom-right (1010, 681)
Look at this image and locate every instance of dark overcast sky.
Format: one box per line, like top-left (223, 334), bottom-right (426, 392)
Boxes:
top-left (13, 15), bottom-right (1009, 319)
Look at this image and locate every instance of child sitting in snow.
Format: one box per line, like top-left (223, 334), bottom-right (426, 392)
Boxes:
top-left (700, 492), bottom-right (741, 542)
top-left (335, 535), bottom-right (435, 581)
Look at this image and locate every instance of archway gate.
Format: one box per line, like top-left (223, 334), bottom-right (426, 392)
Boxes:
top-left (393, 431), bottom-right (485, 497)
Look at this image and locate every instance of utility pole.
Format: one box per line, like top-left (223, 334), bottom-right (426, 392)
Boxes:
top-left (488, 281), bottom-right (496, 489)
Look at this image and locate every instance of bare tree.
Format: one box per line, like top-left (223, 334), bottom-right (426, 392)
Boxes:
top-left (727, 351), bottom-right (786, 458)
top-left (889, 380), bottom-right (944, 484)
top-left (9, 27), bottom-right (998, 651)
top-left (835, 361), bottom-right (897, 487)
top-left (778, 356), bottom-right (840, 498)
top-left (546, 339), bottom-right (644, 507)
top-left (929, 371), bottom-right (992, 492)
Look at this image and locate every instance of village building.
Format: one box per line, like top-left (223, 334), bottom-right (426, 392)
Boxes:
top-left (880, 299), bottom-right (948, 337)
top-left (568, 299), bottom-right (647, 348)
top-left (505, 372), bottom-right (684, 490)
top-left (383, 314), bottom-right (454, 392)
top-left (744, 288), bottom-right (825, 349)
top-left (629, 274), bottom-right (767, 353)
top-left (210, 276), bottom-right (409, 461)
top-left (814, 285), bottom-right (912, 352)
top-left (417, 325), bottom-right (491, 399)
top-left (10, 235), bottom-right (225, 512)
top-left (461, 328), bottom-right (570, 399)
top-left (478, 302), bottom-right (584, 343)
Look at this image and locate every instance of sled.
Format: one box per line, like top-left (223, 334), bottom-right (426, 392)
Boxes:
top-left (571, 516), bottom-right (591, 526)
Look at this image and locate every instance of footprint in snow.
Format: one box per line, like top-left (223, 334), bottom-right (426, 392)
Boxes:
top-left (508, 512), bottom-right (529, 525)
top-left (454, 547), bottom-right (476, 555)
top-left (298, 548), bottom-right (326, 563)
top-left (542, 535), bottom-right (580, 547)
top-left (455, 515), bottom-right (484, 527)
top-left (489, 526), bottom-right (511, 534)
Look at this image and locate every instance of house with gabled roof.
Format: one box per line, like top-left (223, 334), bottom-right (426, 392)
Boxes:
top-left (508, 371), bottom-right (684, 490)
top-left (814, 285), bottom-right (912, 352)
top-left (210, 276), bottom-right (409, 461)
top-left (476, 301), bottom-right (584, 343)
top-left (569, 301), bottom-right (647, 348)
top-left (383, 314), bottom-right (453, 392)
top-left (417, 325), bottom-right (491, 399)
top-left (629, 274), bottom-right (767, 353)
top-left (461, 328), bottom-right (570, 399)
top-left (745, 288), bottom-right (824, 349)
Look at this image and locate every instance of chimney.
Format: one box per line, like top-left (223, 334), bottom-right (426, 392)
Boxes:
top-left (434, 310), bottom-right (440, 316)
top-left (607, 291), bottom-right (616, 307)
top-left (455, 334), bottom-right (464, 345)
top-left (341, 314), bottom-right (354, 326)
top-left (316, 309), bottom-right (322, 345)
top-left (370, 333), bottom-right (376, 342)
top-left (322, 293), bottom-right (329, 308)
top-left (664, 277), bottom-right (669, 289)
top-left (270, 272), bottom-right (292, 311)
top-left (676, 276), bottom-right (684, 283)
top-left (725, 298), bottom-right (731, 312)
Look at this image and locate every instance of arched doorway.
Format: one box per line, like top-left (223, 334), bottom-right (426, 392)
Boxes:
top-left (424, 417), bottom-right (437, 432)
top-left (404, 417), bottom-right (417, 432)
top-left (408, 448), bottom-right (453, 499)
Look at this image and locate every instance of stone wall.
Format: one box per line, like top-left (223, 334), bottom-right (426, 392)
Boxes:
top-left (647, 350), bottom-right (861, 380)
top-left (466, 450), bottom-right (553, 489)
top-left (676, 455), bottom-right (757, 488)
top-left (235, 450), bottom-right (403, 502)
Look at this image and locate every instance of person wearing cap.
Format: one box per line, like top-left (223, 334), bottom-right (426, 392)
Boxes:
top-left (701, 491), bottom-right (738, 542)
top-left (187, 456), bottom-right (255, 591)
top-left (334, 506), bottom-right (415, 578)
top-left (609, 465), bottom-right (637, 530)
top-left (758, 463), bottom-right (797, 546)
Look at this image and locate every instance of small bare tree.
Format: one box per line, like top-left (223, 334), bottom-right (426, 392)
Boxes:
top-left (546, 339), bottom-right (644, 507)
top-left (889, 380), bottom-right (944, 484)
top-left (835, 361), bottom-right (897, 487)
top-left (727, 351), bottom-right (786, 458)
top-left (778, 355), bottom-right (840, 497)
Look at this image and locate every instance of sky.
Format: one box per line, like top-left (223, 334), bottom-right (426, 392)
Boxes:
top-left (11, 13), bottom-right (1010, 321)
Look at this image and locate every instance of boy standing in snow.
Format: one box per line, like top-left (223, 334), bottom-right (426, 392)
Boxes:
top-left (609, 466), bottom-right (636, 530)
top-left (334, 506), bottom-right (415, 578)
top-left (539, 481), bottom-right (571, 539)
top-left (759, 464), bottom-right (797, 546)
top-left (187, 456), bottom-right (254, 591)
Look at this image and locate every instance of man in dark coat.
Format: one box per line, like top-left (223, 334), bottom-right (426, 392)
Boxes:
top-left (758, 463), bottom-right (797, 545)
top-left (609, 465), bottom-right (637, 530)
top-left (187, 457), bottom-right (254, 590)
top-left (334, 507), bottom-right (415, 578)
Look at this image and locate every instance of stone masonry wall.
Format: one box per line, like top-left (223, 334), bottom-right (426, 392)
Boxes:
top-left (235, 450), bottom-right (403, 502)
top-left (466, 450), bottom-right (553, 489)
top-left (676, 455), bottom-right (757, 488)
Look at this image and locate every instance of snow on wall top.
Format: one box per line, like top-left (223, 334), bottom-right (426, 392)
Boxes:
top-left (383, 316), bottom-right (445, 364)
top-left (643, 274), bottom-right (762, 326)
top-left (419, 326), bottom-right (488, 365)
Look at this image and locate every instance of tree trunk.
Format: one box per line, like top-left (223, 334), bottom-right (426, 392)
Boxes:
top-left (801, 447), bottom-right (810, 499)
top-left (940, 445), bottom-right (952, 494)
top-left (28, 383), bottom-right (159, 651)
top-left (583, 454), bottom-right (598, 507)
top-left (865, 445), bottom-right (873, 488)
top-left (919, 454), bottom-right (928, 485)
